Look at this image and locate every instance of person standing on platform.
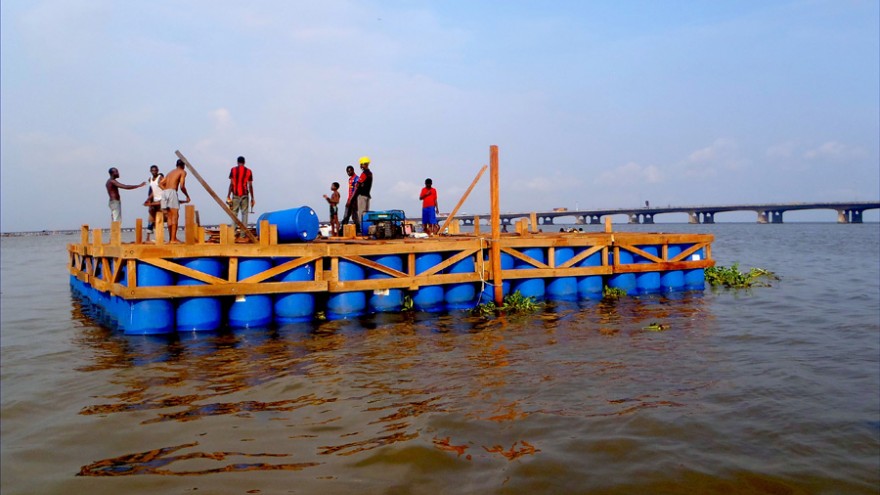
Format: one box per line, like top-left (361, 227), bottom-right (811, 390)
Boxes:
top-left (143, 164), bottom-right (164, 241)
top-left (323, 182), bottom-right (341, 236)
top-left (353, 156), bottom-right (373, 229)
top-left (105, 167), bottom-right (146, 223)
top-left (159, 159), bottom-right (190, 243)
top-left (227, 156), bottom-right (255, 239)
top-left (419, 178), bottom-right (440, 236)
top-left (340, 165), bottom-right (360, 232)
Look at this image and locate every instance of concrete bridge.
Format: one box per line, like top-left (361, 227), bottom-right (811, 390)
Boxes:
top-left (437, 201), bottom-right (880, 226)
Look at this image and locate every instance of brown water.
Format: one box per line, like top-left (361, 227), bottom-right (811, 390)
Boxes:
top-left (1, 223), bottom-right (878, 494)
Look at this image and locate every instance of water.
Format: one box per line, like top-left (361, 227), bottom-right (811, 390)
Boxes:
top-left (1, 223), bottom-right (878, 494)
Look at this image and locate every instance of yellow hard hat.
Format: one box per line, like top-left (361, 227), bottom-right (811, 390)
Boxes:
top-left (359, 156), bottom-right (370, 165)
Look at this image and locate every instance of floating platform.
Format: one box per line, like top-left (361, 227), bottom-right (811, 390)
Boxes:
top-left (68, 205), bottom-right (714, 334)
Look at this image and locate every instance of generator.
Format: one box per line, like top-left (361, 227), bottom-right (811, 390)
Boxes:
top-left (362, 209), bottom-right (406, 239)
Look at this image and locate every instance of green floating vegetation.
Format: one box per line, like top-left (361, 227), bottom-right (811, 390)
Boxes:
top-left (471, 290), bottom-right (543, 317)
top-left (643, 322), bottom-right (670, 332)
top-left (705, 263), bottom-right (779, 288)
top-left (603, 286), bottom-right (628, 300)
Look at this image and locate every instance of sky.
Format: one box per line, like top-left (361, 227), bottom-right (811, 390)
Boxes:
top-left (1, 0), bottom-right (878, 232)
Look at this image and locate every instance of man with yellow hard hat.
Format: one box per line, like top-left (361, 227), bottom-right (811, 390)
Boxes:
top-left (353, 156), bottom-right (373, 229)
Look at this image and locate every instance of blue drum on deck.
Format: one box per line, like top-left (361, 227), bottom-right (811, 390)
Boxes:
top-left (480, 251), bottom-right (513, 304)
top-left (256, 206), bottom-right (320, 243)
top-left (547, 247), bottom-right (577, 301)
top-left (635, 245), bottom-right (661, 294)
top-left (229, 258), bottom-right (273, 328)
top-left (120, 263), bottom-right (175, 335)
top-left (661, 244), bottom-right (685, 291)
top-left (327, 260), bottom-right (366, 319)
top-left (176, 258), bottom-right (223, 331)
top-left (413, 253), bottom-right (444, 312)
top-left (577, 248), bottom-right (604, 300)
top-left (368, 255), bottom-right (404, 312)
top-left (685, 247), bottom-right (706, 290)
top-left (445, 255), bottom-right (477, 309)
top-left (608, 250), bottom-right (637, 295)
top-left (512, 247), bottom-right (545, 300)
top-left (274, 258), bottom-right (315, 323)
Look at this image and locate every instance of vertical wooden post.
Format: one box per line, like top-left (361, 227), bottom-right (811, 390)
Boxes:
top-left (185, 205), bottom-right (196, 244)
top-left (135, 218), bottom-right (143, 244)
top-left (604, 216), bottom-right (612, 233)
top-left (270, 224), bottom-right (278, 245)
top-left (92, 228), bottom-right (103, 246)
top-left (197, 226), bottom-right (206, 244)
top-left (259, 219), bottom-right (270, 246)
top-left (490, 145), bottom-right (502, 305)
top-left (81, 225), bottom-right (90, 245)
top-left (530, 212), bottom-right (538, 233)
top-left (155, 211), bottom-right (165, 244)
top-left (110, 221), bottom-right (121, 245)
top-left (473, 216), bottom-right (480, 236)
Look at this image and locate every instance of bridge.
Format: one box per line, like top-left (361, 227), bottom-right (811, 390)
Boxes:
top-left (435, 201), bottom-right (880, 226)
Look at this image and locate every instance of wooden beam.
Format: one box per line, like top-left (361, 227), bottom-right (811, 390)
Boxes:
top-left (185, 205), bottom-right (196, 244)
top-left (438, 164), bottom-right (488, 235)
top-left (490, 145), bottom-right (502, 304)
top-left (175, 150), bottom-right (258, 243)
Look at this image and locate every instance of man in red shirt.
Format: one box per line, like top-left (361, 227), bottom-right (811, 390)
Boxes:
top-left (227, 156), bottom-right (255, 239)
top-left (419, 178), bottom-right (439, 236)
top-left (340, 165), bottom-right (359, 232)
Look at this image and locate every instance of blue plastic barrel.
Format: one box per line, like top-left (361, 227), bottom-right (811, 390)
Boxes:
top-left (512, 247), bottom-right (546, 300)
top-left (327, 260), bottom-right (367, 319)
top-left (119, 263), bottom-right (175, 335)
top-left (480, 251), bottom-right (513, 304)
top-left (608, 249), bottom-right (637, 295)
top-left (176, 258), bottom-right (223, 331)
top-left (413, 253), bottom-right (444, 311)
top-left (661, 244), bottom-right (685, 291)
top-left (368, 255), bottom-right (404, 312)
top-left (684, 247), bottom-right (706, 290)
top-left (229, 258), bottom-right (273, 328)
top-left (547, 247), bottom-right (577, 301)
top-left (635, 245), bottom-right (661, 294)
top-left (274, 258), bottom-right (316, 323)
top-left (256, 206), bottom-right (320, 243)
top-left (577, 248), bottom-right (604, 300)
top-left (445, 254), bottom-right (477, 309)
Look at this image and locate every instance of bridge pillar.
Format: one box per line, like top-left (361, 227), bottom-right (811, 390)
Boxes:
top-left (540, 216), bottom-right (553, 225)
top-left (688, 211), bottom-right (699, 224)
top-left (840, 209), bottom-right (864, 223)
top-left (702, 212), bottom-right (715, 224)
top-left (628, 213), bottom-right (639, 224)
top-left (770, 210), bottom-right (784, 223)
top-left (837, 210), bottom-right (849, 223)
top-left (643, 213), bottom-right (654, 224)
top-left (757, 211), bottom-right (768, 224)
top-left (852, 209), bottom-right (863, 223)
top-left (590, 215), bottom-right (601, 224)
top-left (575, 215), bottom-right (586, 225)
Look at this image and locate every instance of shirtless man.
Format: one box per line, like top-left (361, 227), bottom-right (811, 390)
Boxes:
top-left (143, 165), bottom-right (164, 241)
top-left (105, 167), bottom-right (146, 223)
top-left (159, 159), bottom-right (190, 243)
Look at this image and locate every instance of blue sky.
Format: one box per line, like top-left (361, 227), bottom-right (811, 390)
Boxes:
top-left (2, 0), bottom-right (878, 232)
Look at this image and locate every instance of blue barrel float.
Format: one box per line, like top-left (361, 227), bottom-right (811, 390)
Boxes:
top-left (547, 247), bottom-right (577, 301)
top-left (274, 258), bottom-right (315, 324)
top-left (256, 206), bottom-right (319, 243)
top-left (229, 258), bottom-right (273, 328)
top-left (480, 251), bottom-right (513, 304)
top-left (685, 246), bottom-right (706, 290)
top-left (119, 262), bottom-right (175, 335)
top-left (512, 247), bottom-right (546, 300)
top-left (413, 253), bottom-right (444, 312)
top-left (577, 247), bottom-right (604, 300)
top-left (445, 254), bottom-right (476, 309)
top-left (327, 259), bottom-right (366, 319)
top-left (661, 244), bottom-right (685, 291)
top-left (608, 249), bottom-right (637, 295)
top-left (368, 255), bottom-right (404, 312)
top-left (635, 245), bottom-right (661, 295)
top-left (176, 258), bottom-right (223, 331)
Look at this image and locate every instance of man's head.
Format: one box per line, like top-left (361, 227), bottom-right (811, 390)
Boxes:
top-left (359, 156), bottom-right (370, 170)
top-left (108, 167), bottom-right (119, 178)
top-left (346, 165), bottom-right (355, 176)
top-left (176, 159), bottom-right (185, 169)
top-left (150, 165), bottom-right (159, 176)
top-left (425, 178), bottom-right (432, 187)
top-left (332, 182), bottom-right (340, 191)
top-left (238, 156), bottom-right (246, 165)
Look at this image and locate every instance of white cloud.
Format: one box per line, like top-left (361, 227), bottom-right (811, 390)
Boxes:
top-left (597, 161), bottom-right (663, 185)
top-left (803, 141), bottom-right (865, 161)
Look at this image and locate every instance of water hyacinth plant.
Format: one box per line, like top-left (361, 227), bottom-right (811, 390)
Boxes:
top-left (705, 263), bottom-right (779, 288)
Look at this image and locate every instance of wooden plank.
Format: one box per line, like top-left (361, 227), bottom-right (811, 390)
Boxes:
top-left (118, 280), bottom-right (329, 299)
top-left (500, 246), bottom-right (550, 269)
top-left (438, 164), bottom-right (488, 234)
top-left (239, 256), bottom-right (320, 284)
top-left (259, 219), bottom-right (270, 246)
top-left (339, 255), bottom-right (409, 279)
top-left (176, 150), bottom-right (258, 243)
top-left (110, 222), bottom-right (121, 245)
top-left (185, 205), bottom-right (196, 244)
top-left (228, 257), bottom-right (238, 282)
top-left (135, 218), bottom-right (143, 244)
top-left (139, 258), bottom-right (230, 285)
top-left (530, 212), bottom-right (538, 233)
top-left (155, 211), bottom-right (165, 244)
top-left (127, 259), bottom-right (137, 288)
top-left (81, 225), bottom-right (89, 245)
top-left (490, 145), bottom-right (502, 304)
top-left (558, 245), bottom-right (605, 268)
top-left (92, 228), bottom-right (102, 246)
top-left (615, 243), bottom-right (664, 263)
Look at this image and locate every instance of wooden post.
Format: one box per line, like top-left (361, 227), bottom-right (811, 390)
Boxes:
top-left (135, 218), bottom-right (143, 244)
top-left (259, 219), bottom-right (270, 246)
top-left (81, 225), bottom-right (90, 245)
top-left (110, 221), bottom-right (121, 245)
top-left (155, 211), bottom-right (165, 244)
top-left (473, 216), bottom-right (480, 236)
top-left (175, 150), bottom-right (258, 243)
top-left (438, 164), bottom-right (488, 235)
top-left (604, 216), bottom-right (612, 233)
top-left (92, 228), bottom-right (103, 246)
top-left (185, 205), bottom-right (196, 244)
top-left (490, 145), bottom-right (502, 305)
top-left (530, 212), bottom-right (538, 233)
top-left (343, 224), bottom-right (357, 239)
